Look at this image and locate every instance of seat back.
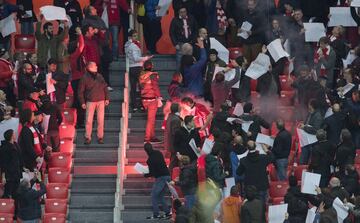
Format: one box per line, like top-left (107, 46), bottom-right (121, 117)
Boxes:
top-left (0, 199), bottom-right (14, 214)
top-left (45, 199), bottom-right (67, 215)
top-left (269, 181), bottom-right (289, 198)
top-left (43, 213), bottom-right (66, 223)
top-left (48, 168), bottom-right (71, 184)
top-left (59, 124), bottom-right (75, 140)
top-left (0, 213), bottom-right (14, 223)
top-left (46, 183), bottom-right (69, 199)
top-left (49, 152), bottom-right (72, 169)
top-left (14, 35), bottom-right (36, 53)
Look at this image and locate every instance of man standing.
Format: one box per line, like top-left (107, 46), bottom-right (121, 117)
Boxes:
top-left (139, 60), bottom-right (162, 143)
top-left (314, 37), bottom-right (336, 89)
top-left (45, 59), bottom-right (69, 107)
top-left (169, 6), bottom-right (197, 70)
top-left (78, 62), bottom-right (109, 145)
top-left (35, 15), bottom-right (68, 70)
top-left (143, 142), bottom-right (172, 220)
top-left (272, 119), bottom-right (292, 181)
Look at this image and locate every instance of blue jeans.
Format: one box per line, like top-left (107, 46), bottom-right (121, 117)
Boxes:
top-left (184, 194), bottom-right (196, 210)
top-left (300, 145), bottom-right (313, 165)
top-left (21, 21), bottom-right (34, 34)
top-left (151, 176), bottom-right (171, 216)
top-left (109, 25), bottom-right (119, 59)
top-left (276, 158), bottom-right (288, 181)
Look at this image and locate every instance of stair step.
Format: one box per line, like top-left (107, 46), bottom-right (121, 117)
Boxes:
top-left (121, 210), bottom-right (171, 223)
top-left (69, 208), bottom-right (113, 223)
top-left (123, 195), bottom-right (171, 206)
top-left (75, 135), bottom-right (119, 144)
top-left (126, 149), bottom-right (166, 158)
top-left (70, 194), bottom-right (115, 208)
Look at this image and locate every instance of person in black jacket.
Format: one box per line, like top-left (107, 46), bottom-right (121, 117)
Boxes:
top-left (1, 129), bottom-right (23, 199)
top-left (174, 115), bottom-right (201, 163)
top-left (272, 119), bottom-right (292, 181)
top-left (237, 140), bottom-right (274, 203)
top-left (309, 129), bottom-right (336, 188)
top-left (18, 63), bottom-right (42, 101)
top-left (171, 155), bottom-right (198, 210)
top-left (239, 102), bottom-right (270, 141)
top-left (46, 58), bottom-right (69, 107)
top-left (205, 142), bottom-right (227, 189)
top-left (42, 100), bottom-right (63, 152)
top-left (284, 176), bottom-right (309, 223)
top-left (78, 62), bottom-right (110, 145)
top-left (323, 104), bottom-right (346, 146)
top-left (173, 198), bottom-right (190, 223)
top-left (54, 0), bottom-right (83, 39)
top-left (240, 185), bottom-right (266, 223)
top-left (335, 129), bottom-right (356, 170)
top-left (143, 143), bottom-right (172, 220)
top-left (335, 165), bottom-right (359, 196)
top-left (17, 171), bottom-right (46, 222)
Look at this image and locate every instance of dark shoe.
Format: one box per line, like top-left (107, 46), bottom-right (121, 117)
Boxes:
top-left (150, 138), bottom-right (162, 144)
top-left (163, 212), bottom-right (172, 219)
top-left (146, 215), bottom-right (162, 220)
top-left (98, 138), bottom-right (104, 144)
top-left (84, 138), bottom-right (91, 145)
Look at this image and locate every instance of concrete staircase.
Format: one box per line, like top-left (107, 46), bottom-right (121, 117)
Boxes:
top-left (120, 55), bottom-right (176, 223)
top-left (68, 66), bottom-right (123, 222)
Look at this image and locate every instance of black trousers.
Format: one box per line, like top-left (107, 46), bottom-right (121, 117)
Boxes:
top-left (143, 18), bottom-right (162, 53)
top-left (47, 130), bottom-right (60, 152)
top-left (71, 79), bottom-right (85, 126)
top-left (3, 178), bottom-right (19, 199)
top-left (129, 66), bottom-right (142, 109)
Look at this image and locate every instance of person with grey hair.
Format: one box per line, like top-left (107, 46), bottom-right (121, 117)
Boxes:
top-left (308, 129), bottom-right (336, 187)
top-left (17, 171), bottom-right (46, 222)
top-left (323, 103), bottom-right (346, 145)
top-left (328, 177), bottom-right (350, 203)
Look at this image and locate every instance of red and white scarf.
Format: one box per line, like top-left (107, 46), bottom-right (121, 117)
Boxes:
top-left (28, 124), bottom-right (42, 157)
top-left (180, 16), bottom-right (191, 39)
top-left (314, 46), bottom-right (330, 77)
top-left (216, 3), bottom-right (227, 32)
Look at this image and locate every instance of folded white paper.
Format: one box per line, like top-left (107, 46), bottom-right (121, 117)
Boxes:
top-left (268, 204), bottom-right (288, 223)
top-left (46, 73), bottom-right (56, 95)
top-left (245, 53), bottom-right (271, 79)
top-left (303, 23), bottom-right (326, 42)
top-left (342, 51), bottom-right (357, 68)
top-left (40, 6), bottom-right (69, 21)
top-left (22, 172), bottom-right (35, 181)
top-left (324, 107), bottom-right (334, 119)
top-left (156, 0), bottom-right (172, 17)
top-left (238, 21), bottom-right (252, 39)
top-left (237, 150), bottom-right (249, 160)
top-left (301, 171), bottom-right (321, 195)
top-left (267, 39), bottom-right (289, 62)
top-left (202, 138), bottom-right (214, 155)
top-left (210, 38), bottom-right (229, 63)
top-left (328, 7), bottom-right (357, 27)
top-left (189, 138), bottom-right (201, 157)
top-left (233, 103), bottom-right (244, 117)
top-left (256, 133), bottom-right (274, 147)
top-left (297, 128), bottom-right (318, 147)
top-left (255, 143), bottom-right (266, 154)
top-left (242, 121), bottom-right (253, 133)
top-left (224, 177), bottom-right (236, 197)
top-left (0, 14), bottom-right (16, 37)
top-left (351, 0), bottom-right (360, 7)
top-left (213, 67), bottom-right (236, 82)
top-left (305, 207), bottom-right (317, 223)
top-left (0, 118), bottom-right (19, 143)
top-left (134, 162), bottom-right (149, 174)
top-left (333, 197), bottom-right (349, 222)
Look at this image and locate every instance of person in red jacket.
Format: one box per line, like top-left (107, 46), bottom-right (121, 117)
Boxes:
top-left (139, 60), bottom-right (162, 143)
top-left (22, 89), bottom-right (41, 112)
top-left (82, 24), bottom-right (105, 66)
top-left (0, 48), bottom-right (16, 107)
top-left (102, 0), bottom-right (130, 60)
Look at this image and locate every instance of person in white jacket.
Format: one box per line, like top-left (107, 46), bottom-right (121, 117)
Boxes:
top-left (125, 29), bottom-right (152, 112)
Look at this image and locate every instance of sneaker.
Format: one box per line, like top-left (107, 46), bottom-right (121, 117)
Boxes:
top-left (84, 138), bottom-right (91, 145)
top-left (98, 138), bottom-right (104, 144)
top-left (150, 138), bottom-right (162, 144)
top-left (107, 86), bottom-right (114, 91)
top-left (162, 212), bottom-right (172, 219)
top-left (146, 215), bottom-right (162, 220)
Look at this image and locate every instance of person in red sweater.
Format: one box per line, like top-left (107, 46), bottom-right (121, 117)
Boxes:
top-left (0, 48), bottom-right (16, 107)
top-left (102, 0), bottom-right (130, 60)
top-left (69, 27), bottom-right (85, 128)
top-left (82, 24), bottom-right (105, 67)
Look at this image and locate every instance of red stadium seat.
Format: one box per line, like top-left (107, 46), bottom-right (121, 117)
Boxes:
top-left (0, 213), bottom-right (14, 223)
top-left (48, 168), bottom-right (71, 184)
top-left (43, 213), bottom-right (66, 223)
top-left (59, 124), bottom-right (75, 140)
top-left (269, 181), bottom-right (289, 198)
top-left (294, 165), bottom-right (308, 181)
top-left (269, 164), bottom-right (278, 181)
top-left (62, 108), bottom-right (77, 126)
top-left (59, 140), bottom-right (74, 153)
top-left (277, 106), bottom-right (294, 121)
top-left (279, 91), bottom-right (295, 106)
top-left (46, 184), bottom-right (69, 199)
top-left (250, 79), bottom-right (257, 91)
top-left (279, 75), bottom-right (294, 91)
top-left (0, 199), bottom-right (14, 214)
top-left (64, 94), bottom-right (74, 109)
top-left (14, 35), bottom-right (36, 53)
top-left (49, 152), bottom-right (72, 169)
top-left (45, 199), bottom-right (67, 215)
top-left (229, 47), bottom-right (242, 60)
top-left (272, 197), bottom-right (285, 205)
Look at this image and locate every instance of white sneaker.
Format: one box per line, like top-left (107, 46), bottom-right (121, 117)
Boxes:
top-left (107, 86), bottom-right (114, 91)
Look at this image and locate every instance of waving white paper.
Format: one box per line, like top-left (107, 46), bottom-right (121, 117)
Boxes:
top-left (267, 39), bottom-right (289, 62)
top-left (134, 162), bottom-right (149, 174)
top-left (339, 83), bottom-right (355, 97)
top-left (301, 171), bottom-right (321, 195)
top-left (156, 0), bottom-right (172, 17)
top-left (297, 128), bottom-right (318, 147)
top-left (329, 7), bottom-right (357, 27)
top-left (305, 207), bottom-right (317, 223)
top-left (245, 53), bottom-right (271, 79)
top-left (303, 23), bottom-right (326, 42)
top-left (46, 73), bottom-right (56, 95)
top-left (242, 121), bottom-right (253, 132)
top-left (189, 138), bottom-right (201, 157)
top-left (351, 0), bottom-right (360, 7)
top-left (256, 133), bottom-right (274, 147)
top-left (238, 21), bottom-right (252, 39)
top-left (202, 138), bottom-right (214, 155)
top-left (269, 204), bottom-right (288, 223)
top-left (40, 6), bottom-right (69, 21)
top-left (210, 38), bottom-right (229, 63)
top-left (0, 14), bottom-right (16, 37)
top-left (333, 197), bottom-right (349, 223)
top-left (233, 103), bottom-right (244, 116)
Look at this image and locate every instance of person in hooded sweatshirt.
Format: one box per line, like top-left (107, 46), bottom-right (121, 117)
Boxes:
top-left (219, 186), bottom-right (242, 223)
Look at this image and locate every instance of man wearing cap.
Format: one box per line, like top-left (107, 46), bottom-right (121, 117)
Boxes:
top-left (22, 88), bottom-right (42, 112)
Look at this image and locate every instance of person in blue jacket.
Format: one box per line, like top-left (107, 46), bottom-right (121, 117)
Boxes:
top-left (144, 0), bottom-right (162, 54)
top-left (180, 38), bottom-right (207, 97)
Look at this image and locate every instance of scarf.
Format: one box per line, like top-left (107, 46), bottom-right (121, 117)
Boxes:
top-left (132, 39), bottom-right (141, 50)
top-left (216, 4), bottom-right (227, 32)
top-left (180, 16), bottom-right (190, 39)
top-left (28, 124), bottom-right (42, 157)
top-left (314, 46), bottom-right (330, 77)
